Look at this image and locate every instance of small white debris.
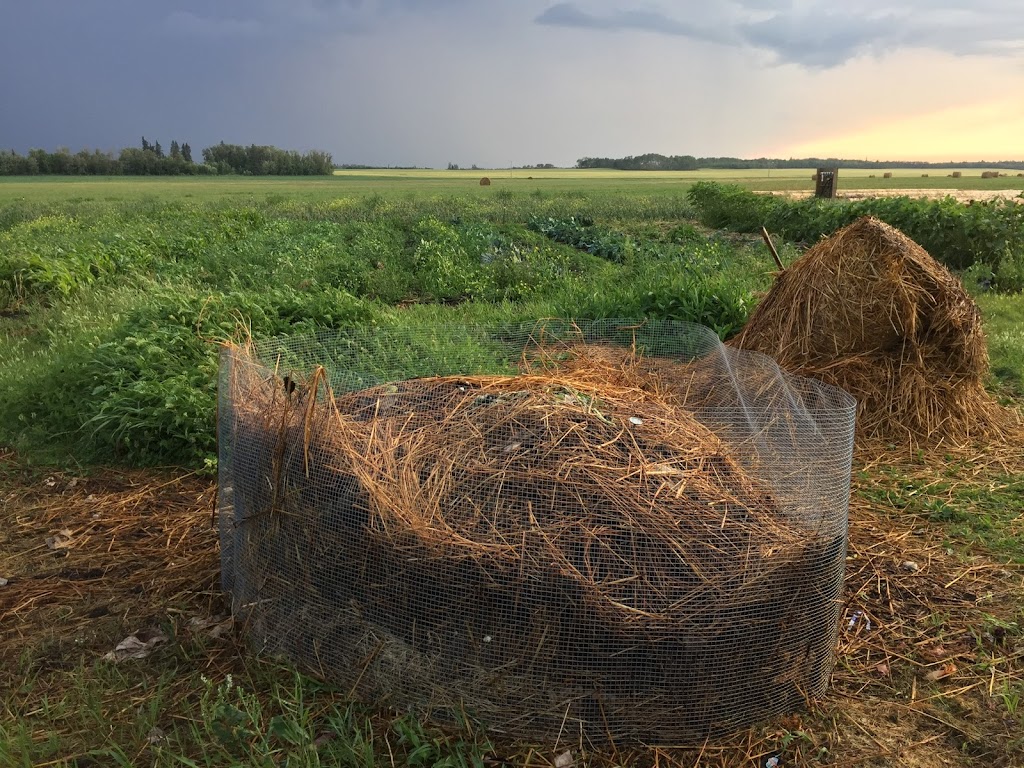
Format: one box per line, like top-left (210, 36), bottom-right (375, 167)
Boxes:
top-left (0, 577), bottom-right (9, 587)
top-left (483, 635), bottom-right (492, 643)
top-left (44, 476), bottom-right (58, 488)
top-left (554, 750), bottom-right (574, 768)
top-left (629, 416), bottom-right (644, 426)
top-left (847, 610), bottom-right (871, 631)
top-left (45, 529), bottom-right (74, 550)
top-left (765, 757), bottom-right (780, 768)
top-left (900, 561), bottom-right (920, 573)
top-left (147, 726), bottom-right (166, 745)
top-left (103, 630), bottom-right (168, 662)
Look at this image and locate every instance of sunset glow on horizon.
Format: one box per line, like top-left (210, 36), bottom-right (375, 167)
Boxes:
top-left (773, 100), bottom-right (1024, 163)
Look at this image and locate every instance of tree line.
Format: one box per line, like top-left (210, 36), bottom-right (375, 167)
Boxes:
top-left (0, 138), bottom-right (334, 176)
top-left (577, 153), bottom-right (1024, 171)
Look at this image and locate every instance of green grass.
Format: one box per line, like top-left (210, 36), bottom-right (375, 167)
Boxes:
top-left (976, 292), bottom-right (1024, 397)
top-left (1, 649), bottom-right (495, 768)
top-left (2, 166), bottom-right (1022, 206)
top-left (0, 195), bottom-right (773, 466)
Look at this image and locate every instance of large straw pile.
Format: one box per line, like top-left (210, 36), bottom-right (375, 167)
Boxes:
top-left (222, 338), bottom-right (848, 742)
top-left (729, 216), bottom-right (1014, 448)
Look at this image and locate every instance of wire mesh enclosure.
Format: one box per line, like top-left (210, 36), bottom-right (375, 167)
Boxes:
top-left (218, 320), bottom-right (856, 743)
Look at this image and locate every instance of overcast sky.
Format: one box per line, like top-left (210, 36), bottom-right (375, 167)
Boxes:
top-left (1, 1), bottom-right (1022, 167)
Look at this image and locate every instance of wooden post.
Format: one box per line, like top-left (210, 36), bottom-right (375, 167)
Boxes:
top-left (761, 227), bottom-right (785, 271)
top-left (814, 167), bottom-right (839, 198)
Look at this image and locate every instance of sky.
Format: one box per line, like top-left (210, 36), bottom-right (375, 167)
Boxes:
top-left (1, 0), bottom-right (1022, 167)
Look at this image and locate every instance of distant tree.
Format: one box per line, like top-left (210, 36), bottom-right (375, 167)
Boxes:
top-left (153, 140), bottom-right (164, 158)
top-left (181, 142), bottom-right (193, 163)
top-left (141, 136), bottom-right (150, 152)
top-left (169, 140), bottom-right (180, 159)
top-left (447, 162), bottom-right (459, 170)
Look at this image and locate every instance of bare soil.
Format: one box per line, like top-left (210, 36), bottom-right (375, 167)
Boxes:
top-left (779, 189), bottom-right (1024, 203)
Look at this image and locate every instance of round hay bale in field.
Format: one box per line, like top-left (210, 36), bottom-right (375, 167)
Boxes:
top-left (883, 172), bottom-right (893, 178)
top-left (218, 324), bottom-right (855, 743)
top-left (729, 216), bottom-right (1014, 447)
top-left (479, 176), bottom-right (491, 186)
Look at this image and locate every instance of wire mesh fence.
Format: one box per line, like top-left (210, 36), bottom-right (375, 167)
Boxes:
top-left (218, 319), bottom-right (856, 743)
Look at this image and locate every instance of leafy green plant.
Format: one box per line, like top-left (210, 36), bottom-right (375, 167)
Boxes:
top-left (687, 181), bottom-right (1024, 276)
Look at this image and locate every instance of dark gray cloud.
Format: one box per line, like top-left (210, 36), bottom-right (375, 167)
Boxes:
top-left (536, 3), bottom-right (730, 43)
top-left (535, 2), bottom-right (1024, 68)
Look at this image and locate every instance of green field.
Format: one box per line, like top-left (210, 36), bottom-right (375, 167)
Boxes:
top-left (1, 166), bottom-right (1023, 205)
top-left (1, 175), bottom-right (1023, 767)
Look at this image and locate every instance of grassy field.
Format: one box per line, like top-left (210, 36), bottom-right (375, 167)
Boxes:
top-left (1, 176), bottom-right (1022, 767)
top-left (1, 166), bottom-right (1023, 205)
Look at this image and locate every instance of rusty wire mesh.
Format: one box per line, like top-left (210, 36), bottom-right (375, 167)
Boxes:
top-left (217, 319), bottom-right (856, 743)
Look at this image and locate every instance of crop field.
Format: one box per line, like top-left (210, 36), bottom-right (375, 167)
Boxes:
top-left (1, 175), bottom-right (1023, 767)
top-left (1, 166), bottom-right (1023, 205)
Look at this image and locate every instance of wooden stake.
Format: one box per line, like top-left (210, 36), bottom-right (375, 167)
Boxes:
top-left (761, 226), bottom-right (785, 271)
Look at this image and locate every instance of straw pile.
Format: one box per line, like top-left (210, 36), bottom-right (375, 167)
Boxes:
top-left (224, 343), bottom-right (844, 742)
top-left (729, 216), bottom-right (1014, 448)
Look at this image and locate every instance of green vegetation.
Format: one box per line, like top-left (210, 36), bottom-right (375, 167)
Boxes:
top-left (577, 153), bottom-right (1024, 171)
top-left (0, 140), bottom-right (333, 177)
top-left (1, 180), bottom-right (1022, 468)
top-left (1, 175), bottom-right (1023, 767)
top-left (688, 181), bottom-right (1024, 287)
top-left (0, 189), bottom-right (770, 467)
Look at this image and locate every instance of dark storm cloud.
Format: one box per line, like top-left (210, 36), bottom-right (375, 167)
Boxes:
top-left (160, 0), bottom-right (471, 41)
top-left (0, 0), bottom-right (472, 156)
top-left (739, 12), bottom-right (897, 68)
top-left (535, 2), bottom-right (1024, 68)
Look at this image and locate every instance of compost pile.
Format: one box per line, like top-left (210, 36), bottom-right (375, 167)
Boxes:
top-left (730, 216), bottom-right (1015, 448)
top-left (219, 324), bottom-right (854, 743)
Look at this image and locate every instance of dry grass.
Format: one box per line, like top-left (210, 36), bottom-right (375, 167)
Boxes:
top-left (220, 338), bottom-right (847, 743)
top-left (2, 441), bottom-right (1021, 766)
top-left (730, 216), bottom-right (1023, 451)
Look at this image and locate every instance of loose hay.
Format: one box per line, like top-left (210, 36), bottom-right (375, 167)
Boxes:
top-left (219, 322), bottom-right (855, 743)
top-left (729, 216), bottom-right (1020, 449)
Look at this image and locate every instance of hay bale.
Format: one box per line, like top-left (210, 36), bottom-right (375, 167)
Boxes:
top-left (222, 336), bottom-right (851, 742)
top-left (921, 174), bottom-right (929, 178)
top-left (479, 177), bottom-right (491, 186)
top-left (981, 171), bottom-right (999, 179)
top-left (729, 216), bottom-right (1013, 448)
top-left (952, 171), bottom-right (962, 178)
top-left (883, 172), bottom-right (893, 178)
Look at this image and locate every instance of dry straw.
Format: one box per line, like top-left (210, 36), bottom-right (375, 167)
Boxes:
top-left (220, 328), bottom-right (853, 743)
top-left (730, 216), bottom-right (1021, 450)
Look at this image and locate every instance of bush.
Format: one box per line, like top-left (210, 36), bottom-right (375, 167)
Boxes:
top-left (687, 182), bottom-right (1024, 275)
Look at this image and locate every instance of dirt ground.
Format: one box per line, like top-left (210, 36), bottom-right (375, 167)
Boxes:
top-left (779, 189), bottom-right (1024, 203)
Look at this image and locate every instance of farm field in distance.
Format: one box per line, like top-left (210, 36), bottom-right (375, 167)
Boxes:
top-left (1, 166), bottom-right (1023, 204)
top-left (1, 173), bottom-right (1023, 767)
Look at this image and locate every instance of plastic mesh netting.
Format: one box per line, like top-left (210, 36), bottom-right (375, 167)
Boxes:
top-left (217, 320), bottom-right (856, 743)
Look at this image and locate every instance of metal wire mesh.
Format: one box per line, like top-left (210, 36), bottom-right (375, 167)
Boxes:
top-left (218, 319), bottom-right (856, 743)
